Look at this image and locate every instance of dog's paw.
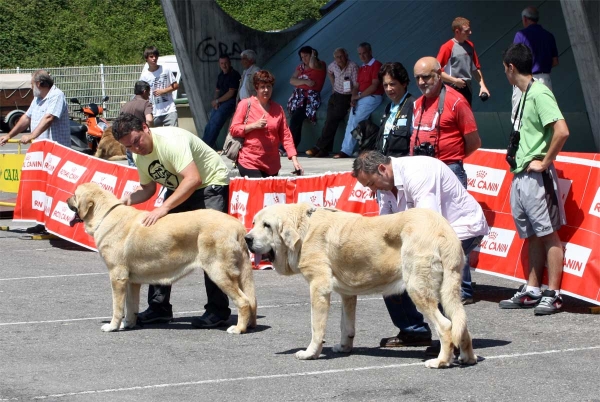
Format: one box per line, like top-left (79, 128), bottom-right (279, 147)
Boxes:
top-left (101, 323), bottom-right (119, 332)
top-left (424, 358), bottom-right (451, 369)
top-left (227, 325), bottom-right (243, 334)
top-left (332, 343), bottom-right (352, 353)
top-left (120, 320), bottom-right (136, 330)
top-left (295, 350), bottom-right (318, 360)
top-left (458, 354), bottom-right (478, 365)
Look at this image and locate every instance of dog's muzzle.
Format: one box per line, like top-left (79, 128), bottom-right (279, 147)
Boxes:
top-left (67, 201), bottom-right (83, 227)
top-left (244, 234), bottom-right (276, 261)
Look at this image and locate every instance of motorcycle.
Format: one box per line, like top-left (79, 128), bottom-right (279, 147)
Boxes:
top-left (70, 96), bottom-right (109, 153)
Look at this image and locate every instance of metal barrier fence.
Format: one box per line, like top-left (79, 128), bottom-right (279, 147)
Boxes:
top-left (0, 64), bottom-right (144, 120)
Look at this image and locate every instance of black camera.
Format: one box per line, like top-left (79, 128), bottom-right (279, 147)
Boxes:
top-left (506, 130), bottom-right (520, 169)
top-left (413, 142), bottom-right (436, 157)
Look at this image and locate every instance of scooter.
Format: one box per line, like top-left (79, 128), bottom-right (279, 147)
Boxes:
top-left (70, 96), bottom-right (109, 153)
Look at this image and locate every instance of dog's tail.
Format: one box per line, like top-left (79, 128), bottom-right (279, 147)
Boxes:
top-left (238, 231), bottom-right (257, 326)
top-left (438, 234), bottom-right (468, 348)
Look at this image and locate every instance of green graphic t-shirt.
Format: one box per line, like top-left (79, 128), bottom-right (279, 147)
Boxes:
top-left (134, 127), bottom-right (229, 190)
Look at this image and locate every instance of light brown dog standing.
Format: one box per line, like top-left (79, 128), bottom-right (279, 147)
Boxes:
top-left (245, 203), bottom-right (477, 368)
top-left (67, 182), bottom-right (257, 334)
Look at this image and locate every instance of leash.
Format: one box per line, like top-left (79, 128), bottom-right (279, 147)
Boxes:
top-left (93, 203), bottom-right (123, 232)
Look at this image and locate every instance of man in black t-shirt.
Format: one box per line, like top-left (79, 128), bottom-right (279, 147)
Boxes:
top-left (202, 55), bottom-right (241, 149)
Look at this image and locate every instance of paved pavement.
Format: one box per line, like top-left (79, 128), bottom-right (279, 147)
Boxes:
top-left (1, 139), bottom-right (600, 401)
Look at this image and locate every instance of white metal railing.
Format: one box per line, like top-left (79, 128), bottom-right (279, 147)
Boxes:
top-left (0, 64), bottom-right (145, 119)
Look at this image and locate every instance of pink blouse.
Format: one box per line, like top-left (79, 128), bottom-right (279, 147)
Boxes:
top-left (230, 96), bottom-right (297, 175)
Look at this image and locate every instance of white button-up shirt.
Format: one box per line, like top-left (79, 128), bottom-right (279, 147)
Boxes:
top-left (377, 156), bottom-right (488, 240)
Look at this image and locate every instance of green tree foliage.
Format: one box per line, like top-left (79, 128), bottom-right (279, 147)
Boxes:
top-left (0, 0), bottom-right (327, 68)
top-left (217, 0), bottom-right (328, 32)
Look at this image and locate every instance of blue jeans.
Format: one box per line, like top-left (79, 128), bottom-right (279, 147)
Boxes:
top-left (385, 235), bottom-right (483, 334)
top-left (203, 99), bottom-right (236, 149)
top-left (460, 236), bottom-right (483, 299)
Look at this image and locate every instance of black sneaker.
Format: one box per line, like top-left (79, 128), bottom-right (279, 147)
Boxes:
top-left (534, 290), bottom-right (563, 315)
top-left (380, 332), bottom-right (432, 348)
top-left (499, 285), bottom-right (542, 309)
top-left (137, 308), bottom-right (173, 324)
top-left (191, 312), bottom-right (228, 329)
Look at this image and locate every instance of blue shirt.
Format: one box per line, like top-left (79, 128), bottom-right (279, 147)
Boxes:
top-left (513, 24), bottom-right (558, 74)
top-left (26, 85), bottom-right (71, 148)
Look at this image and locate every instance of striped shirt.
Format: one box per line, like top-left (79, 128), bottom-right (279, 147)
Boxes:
top-left (328, 60), bottom-right (359, 95)
top-left (26, 85), bottom-right (71, 148)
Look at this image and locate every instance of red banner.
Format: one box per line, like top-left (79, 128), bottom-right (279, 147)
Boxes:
top-left (13, 141), bottom-right (600, 305)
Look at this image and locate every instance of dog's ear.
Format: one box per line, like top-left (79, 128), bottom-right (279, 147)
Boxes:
top-left (76, 196), bottom-right (95, 220)
top-left (281, 219), bottom-right (301, 251)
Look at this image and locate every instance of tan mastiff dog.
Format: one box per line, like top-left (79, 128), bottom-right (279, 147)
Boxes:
top-left (245, 203), bottom-right (477, 368)
top-left (67, 182), bottom-right (257, 334)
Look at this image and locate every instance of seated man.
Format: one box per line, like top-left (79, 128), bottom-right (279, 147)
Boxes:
top-left (334, 42), bottom-right (383, 158)
top-left (352, 151), bottom-right (488, 351)
top-left (203, 54), bottom-right (241, 149)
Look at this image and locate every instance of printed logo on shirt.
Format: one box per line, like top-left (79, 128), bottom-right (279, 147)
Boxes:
top-left (44, 194), bottom-right (53, 217)
top-left (57, 161), bottom-right (87, 184)
top-left (22, 151), bottom-right (44, 171)
top-left (148, 160), bottom-right (179, 190)
top-left (589, 186), bottom-right (600, 219)
top-left (90, 172), bottom-right (118, 194)
top-left (32, 190), bottom-right (46, 212)
top-left (263, 193), bottom-right (286, 207)
top-left (348, 181), bottom-right (374, 203)
top-left (464, 164), bottom-right (506, 196)
top-left (475, 228), bottom-right (516, 258)
top-left (43, 153), bottom-right (61, 175)
top-left (230, 190), bottom-right (250, 224)
top-left (297, 191), bottom-right (324, 207)
top-left (51, 200), bottom-right (76, 226)
top-left (562, 242), bottom-right (591, 278)
top-left (324, 186), bottom-right (345, 208)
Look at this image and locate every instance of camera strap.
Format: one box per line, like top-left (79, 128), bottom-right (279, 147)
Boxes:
top-left (512, 79), bottom-right (534, 132)
top-left (414, 84), bottom-right (446, 148)
top-left (391, 93), bottom-right (411, 127)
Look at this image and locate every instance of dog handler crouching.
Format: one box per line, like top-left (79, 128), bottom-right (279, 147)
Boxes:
top-left (352, 151), bottom-right (489, 353)
top-left (112, 113), bottom-right (231, 328)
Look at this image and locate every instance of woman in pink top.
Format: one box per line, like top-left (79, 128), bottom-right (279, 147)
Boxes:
top-left (230, 70), bottom-right (304, 177)
top-left (286, 46), bottom-right (327, 150)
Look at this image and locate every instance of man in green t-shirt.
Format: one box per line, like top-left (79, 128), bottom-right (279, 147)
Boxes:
top-left (499, 43), bottom-right (569, 315)
top-left (112, 113), bottom-right (232, 328)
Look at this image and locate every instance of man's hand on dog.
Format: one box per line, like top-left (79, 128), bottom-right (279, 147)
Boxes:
top-left (142, 206), bottom-right (169, 226)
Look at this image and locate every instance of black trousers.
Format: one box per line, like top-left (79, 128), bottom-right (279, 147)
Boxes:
top-left (316, 92), bottom-right (352, 153)
top-left (289, 102), bottom-right (307, 148)
top-left (453, 84), bottom-right (472, 106)
top-left (146, 184), bottom-right (231, 319)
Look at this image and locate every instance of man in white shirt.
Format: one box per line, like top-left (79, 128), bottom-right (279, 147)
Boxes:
top-left (352, 151), bottom-right (488, 351)
top-left (237, 49), bottom-right (260, 102)
top-left (139, 46), bottom-right (179, 127)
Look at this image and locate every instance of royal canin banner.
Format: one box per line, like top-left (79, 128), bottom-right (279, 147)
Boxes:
top-left (13, 140), bottom-right (163, 249)
top-left (13, 141), bottom-right (600, 305)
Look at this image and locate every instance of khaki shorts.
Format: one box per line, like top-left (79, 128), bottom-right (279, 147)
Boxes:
top-left (510, 164), bottom-right (565, 239)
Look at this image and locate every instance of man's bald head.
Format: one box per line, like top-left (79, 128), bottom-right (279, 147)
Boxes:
top-left (414, 57), bottom-right (442, 98)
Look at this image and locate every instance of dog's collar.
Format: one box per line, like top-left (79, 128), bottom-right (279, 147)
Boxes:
top-left (94, 203), bottom-right (123, 232)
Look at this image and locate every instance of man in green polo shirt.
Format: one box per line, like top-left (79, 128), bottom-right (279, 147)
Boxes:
top-left (112, 113), bottom-right (232, 328)
top-left (499, 43), bottom-right (569, 315)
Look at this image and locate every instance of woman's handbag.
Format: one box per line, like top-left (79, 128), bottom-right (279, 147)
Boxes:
top-left (223, 99), bottom-right (251, 162)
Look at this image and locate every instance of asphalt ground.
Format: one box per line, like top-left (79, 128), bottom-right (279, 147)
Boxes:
top-left (1, 137), bottom-right (600, 401)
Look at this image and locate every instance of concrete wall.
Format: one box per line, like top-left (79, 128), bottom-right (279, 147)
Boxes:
top-left (161, 0), bottom-right (313, 136)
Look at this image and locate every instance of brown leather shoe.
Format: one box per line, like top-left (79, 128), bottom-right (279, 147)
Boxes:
top-left (305, 147), bottom-right (319, 157)
top-left (380, 332), bottom-right (432, 348)
top-left (333, 151), bottom-right (350, 159)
